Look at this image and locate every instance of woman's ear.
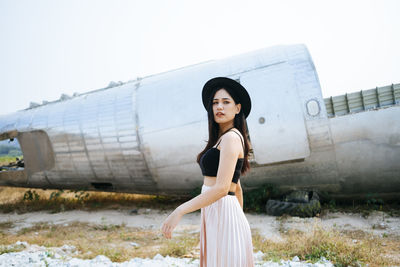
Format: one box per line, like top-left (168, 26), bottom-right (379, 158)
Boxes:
top-left (236, 103), bottom-right (241, 114)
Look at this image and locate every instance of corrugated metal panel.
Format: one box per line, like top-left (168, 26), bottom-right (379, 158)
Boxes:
top-left (324, 83), bottom-right (400, 117)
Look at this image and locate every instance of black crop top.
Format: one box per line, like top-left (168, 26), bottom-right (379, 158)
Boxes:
top-left (199, 128), bottom-right (245, 184)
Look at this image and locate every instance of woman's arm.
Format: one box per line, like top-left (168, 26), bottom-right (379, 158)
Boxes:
top-left (161, 132), bottom-right (242, 239)
top-left (177, 132), bottom-right (241, 214)
top-left (178, 183), bottom-right (227, 214)
top-left (236, 179), bottom-right (243, 209)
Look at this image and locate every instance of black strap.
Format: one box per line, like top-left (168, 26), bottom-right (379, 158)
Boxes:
top-left (215, 127), bottom-right (235, 147)
top-left (215, 127), bottom-right (244, 150)
top-left (221, 126), bottom-right (235, 136)
top-left (231, 130), bottom-right (245, 150)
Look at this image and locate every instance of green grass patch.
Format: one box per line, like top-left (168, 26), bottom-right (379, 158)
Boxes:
top-left (0, 155), bottom-right (22, 166)
top-left (0, 244), bottom-right (24, 255)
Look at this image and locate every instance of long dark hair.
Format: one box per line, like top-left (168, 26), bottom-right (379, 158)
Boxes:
top-left (196, 85), bottom-right (251, 175)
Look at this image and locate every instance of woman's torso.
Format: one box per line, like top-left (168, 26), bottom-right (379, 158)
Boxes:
top-left (203, 128), bottom-right (244, 192)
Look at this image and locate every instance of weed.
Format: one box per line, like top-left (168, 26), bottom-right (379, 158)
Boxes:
top-left (0, 245), bottom-right (22, 255)
top-left (72, 190), bottom-right (90, 203)
top-left (243, 184), bottom-right (277, 213)
top-left (328, 199), bottom-right (336, 210)
top-left (159, 231), bottom-right (199, 257)
top-left (18, 222), bottom-right (51, 235)
top-left (252, 223), bottom-right (398, 266)
top-left (23, 190), bottom-right (40, 201)
top-left (366, 195), bottom-right (384, 210)
top-left (49, 190), bottom-right (64, 201)
top-left (321, 197), bottom-right (400, 218)
top-left (0, 221), bottom-right (14, 230)
top-left (45, 250), bottom-right (55, 259)
top-left (98, 247), bottom-right (126, 262)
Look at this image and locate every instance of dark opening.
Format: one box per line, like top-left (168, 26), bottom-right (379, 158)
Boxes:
top-left (91, 182), bottom-right (113, 190)
top-left (0, 138), bottom-right (24, 171)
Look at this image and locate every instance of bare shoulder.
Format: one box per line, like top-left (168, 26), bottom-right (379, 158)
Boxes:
top-left (230, 128), bottom-right (244, 140)
top-left (219, 131), bottom-right (243, 153)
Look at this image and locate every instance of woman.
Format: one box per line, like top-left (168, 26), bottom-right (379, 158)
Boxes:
top-left (161, 77), bottom-right (254, 266)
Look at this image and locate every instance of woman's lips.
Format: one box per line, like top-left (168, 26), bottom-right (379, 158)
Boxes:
top-left (216, 113), bottom-right (224, 116)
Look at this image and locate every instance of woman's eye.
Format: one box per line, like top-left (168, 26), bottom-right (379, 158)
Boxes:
top-left (224, 101), bottom-right (229, 104)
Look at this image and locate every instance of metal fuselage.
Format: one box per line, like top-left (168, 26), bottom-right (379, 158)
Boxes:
top-left (1, 44), bottom-right (399, 200)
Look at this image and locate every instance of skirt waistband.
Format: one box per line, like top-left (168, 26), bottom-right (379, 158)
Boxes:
top-left (202, 184), bottom-right (235, 196)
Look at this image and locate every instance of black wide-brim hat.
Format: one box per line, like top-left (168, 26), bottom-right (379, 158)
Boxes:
top-left (202, 77), bottom-right (252, 118)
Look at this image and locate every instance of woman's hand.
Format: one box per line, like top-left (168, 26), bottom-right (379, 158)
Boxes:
top-left (161, 208), bottom-right (183, 239)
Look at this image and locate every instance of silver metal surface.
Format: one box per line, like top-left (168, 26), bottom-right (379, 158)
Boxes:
top-left (1, 44), bottom-right (400, 200)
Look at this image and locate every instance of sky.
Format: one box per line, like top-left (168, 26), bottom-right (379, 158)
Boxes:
top-left (0, 0), bottom-right (399, 115)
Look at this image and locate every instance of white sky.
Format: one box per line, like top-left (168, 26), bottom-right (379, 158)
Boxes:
top-left (0, 0), bottom-right (399, 115)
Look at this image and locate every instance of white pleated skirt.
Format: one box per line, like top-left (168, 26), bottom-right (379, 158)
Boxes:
top-left (200, 184), bottom-right (254, 267)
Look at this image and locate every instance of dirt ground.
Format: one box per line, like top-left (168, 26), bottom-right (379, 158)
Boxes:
top-left (1, 185), bottom-right (400, 265)
top-left (1, 207), bottom-right (399, 241)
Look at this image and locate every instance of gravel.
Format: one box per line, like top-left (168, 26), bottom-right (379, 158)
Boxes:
top-left (0, 242), bottom-right (334, 267)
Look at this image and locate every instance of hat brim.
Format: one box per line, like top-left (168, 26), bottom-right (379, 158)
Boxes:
top-left (202, 77), bottom-right (251, 118)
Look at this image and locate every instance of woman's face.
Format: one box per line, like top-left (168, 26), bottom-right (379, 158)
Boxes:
top-left (212, 88), bottom-right (241, 124)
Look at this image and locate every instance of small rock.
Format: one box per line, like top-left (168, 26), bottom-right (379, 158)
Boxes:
top-left (153, 253), bottom-right (164, 260)
top-left (292, 255), bottom-right (300, 262)
top-left (253, 250), bottom-right (264, 261)
top-left (61, 244), bottom-right (76, 252)
top-left (93, 254), bottom-right (112, 263)
top-left (15, 241), bottom-right (28, 247)
top-left (130, 242), bottom-right (139, 247)
top-left (319, 256), bottom-right (329, 263)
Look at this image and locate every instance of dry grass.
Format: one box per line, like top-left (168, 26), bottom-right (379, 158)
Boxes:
top-left (159, 231), bottom-right (199, 258)
top-left (3, 218), bottom-right (398, 265)
top-left (0, 186), bottom-right (198, 261)
top-left (0, 156), bottom-right (21, 166)
top-left (1, 186), bottom-right (400, 265)
top-left (0, 221), bottom-right (200, 261)
top-left (252, 220), bottom-right (400, 266)
top-left (0, 220), bottom-right (14, 230)
top-left (0, 186), bottom-right (188, 214)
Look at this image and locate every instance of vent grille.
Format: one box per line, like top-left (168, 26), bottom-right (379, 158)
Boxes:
top-left (324, 83), bottom-right (400, 117)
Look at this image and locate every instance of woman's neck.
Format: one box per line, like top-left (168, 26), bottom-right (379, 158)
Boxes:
top-left (218, 123), bottom-right (235, 136)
